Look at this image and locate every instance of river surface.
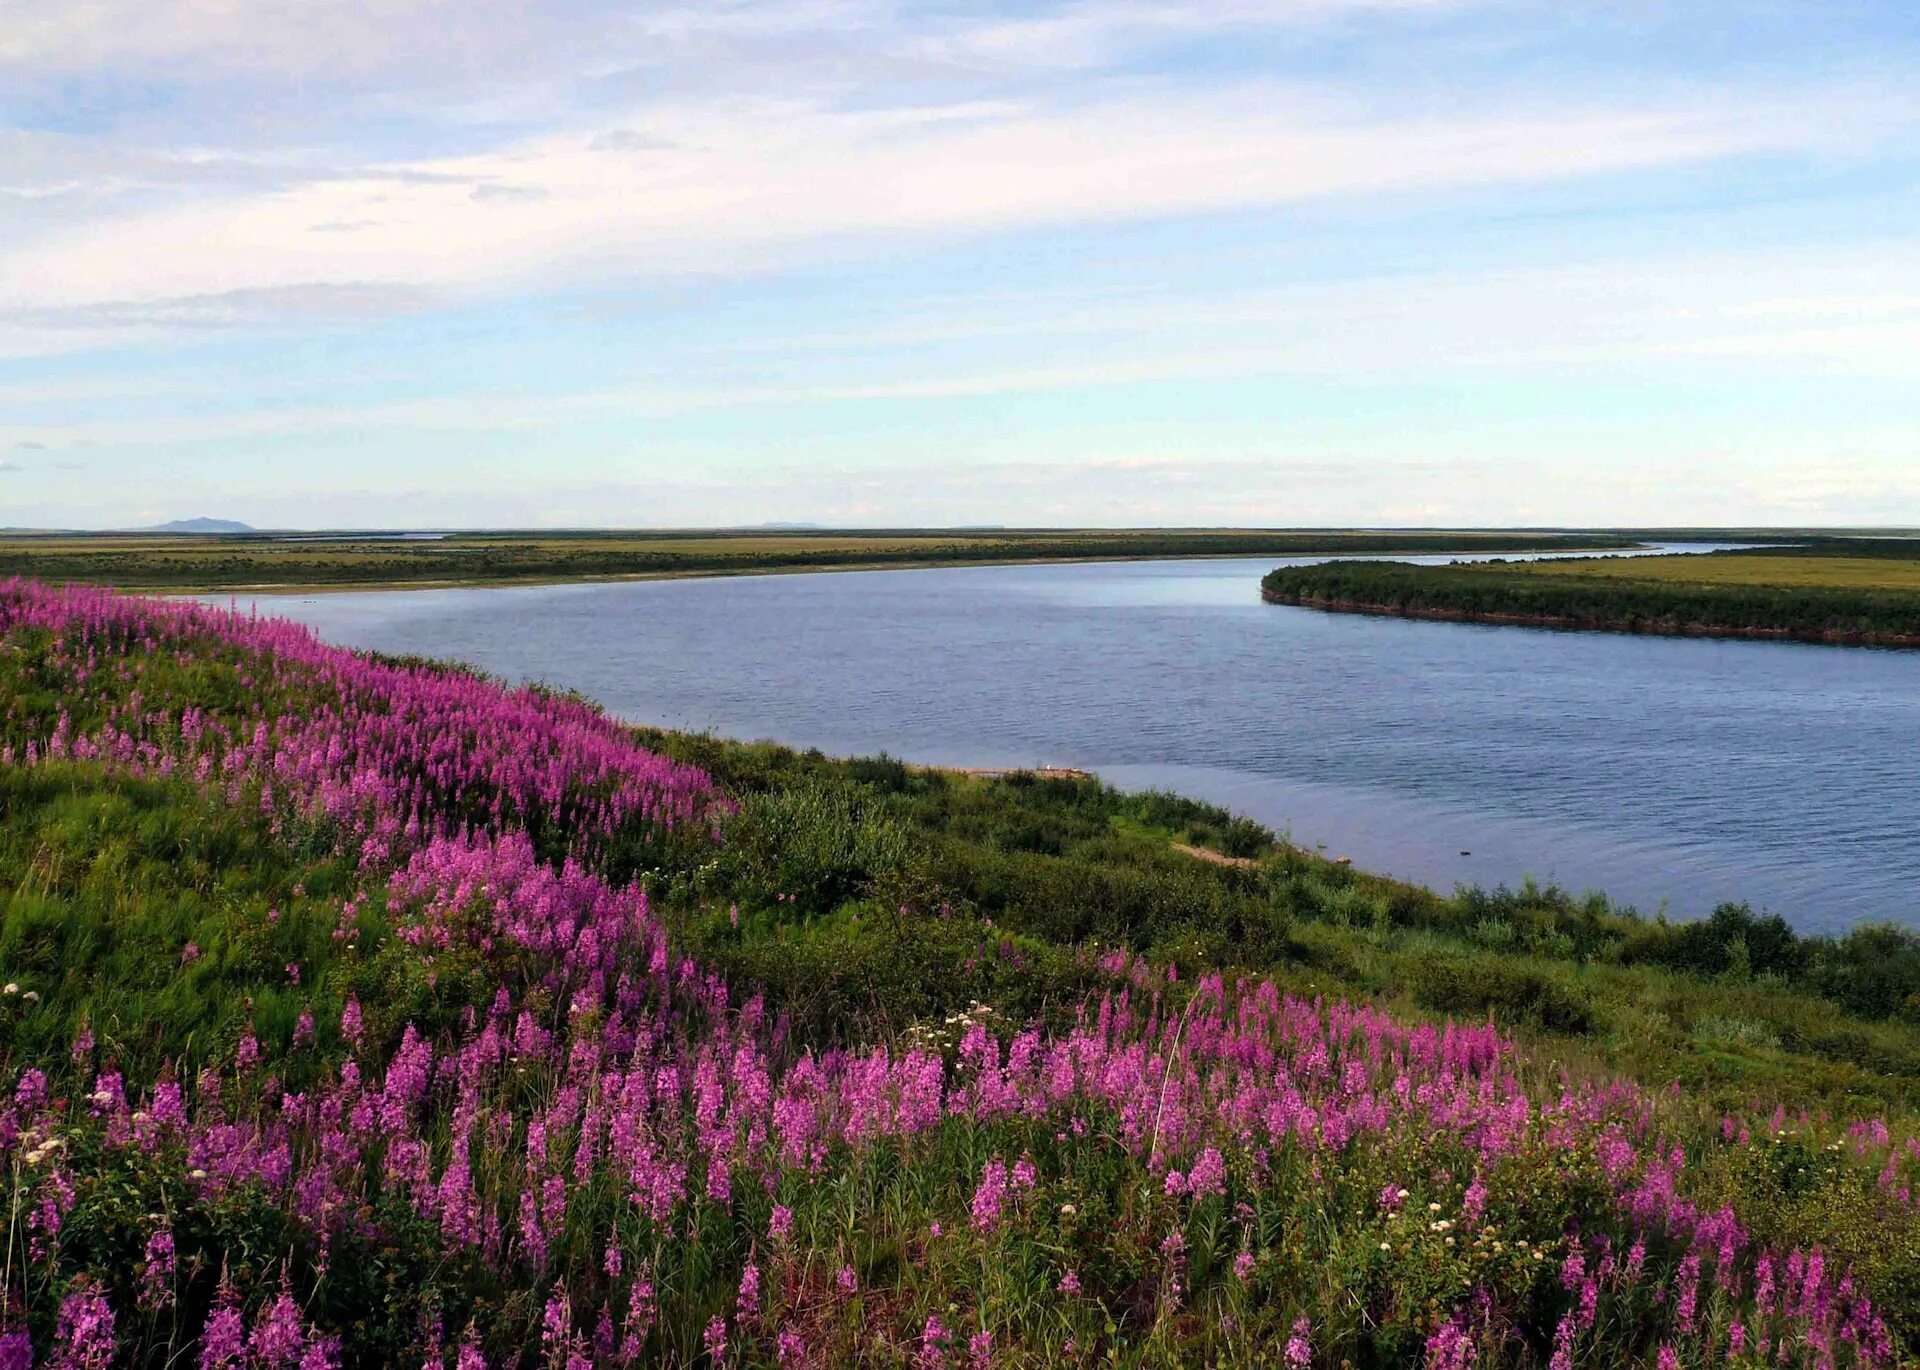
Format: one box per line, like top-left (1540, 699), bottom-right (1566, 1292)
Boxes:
top-left (243, 547), bottom-right (1920, 934)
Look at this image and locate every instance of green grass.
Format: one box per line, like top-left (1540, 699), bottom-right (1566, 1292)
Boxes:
top-left (631, 730), bottom-right (1920, 1116)
top-left (14, 714), bottom-right (1920, 1119)
top-left (1496, 552), bottom-right (1920, 592)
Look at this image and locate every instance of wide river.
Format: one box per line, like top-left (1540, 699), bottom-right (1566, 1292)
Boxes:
top-left (248, 547), bottom-right (1920, 934)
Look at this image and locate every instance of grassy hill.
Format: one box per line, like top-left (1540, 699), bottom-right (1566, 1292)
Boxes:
top-left (0, 577), bottom-right (1915, 1365)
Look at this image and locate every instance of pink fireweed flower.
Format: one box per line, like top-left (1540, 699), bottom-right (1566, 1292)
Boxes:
top-left (1160, 1228), bottom-right (1188, 1309)
top-left (1187, 1145), bottom-right (1227, 1199)
top-left (1625, 1239), bottom-right (1647, 1286)
top-left (968, 1329), bottom-right (993, 1369)
top-left (51, 1282), bottom-right (115, 1370)
top-left (248, 1286), bottom-right (307, 1365)
top-left (1423, 1313), bottom-right (1474, 1370)
top-left (620, 1278), bottom-right (656, 1359)
top-left (1461, 1177), bottom-right (1487, 1225)
top-left (138, 1229), bottom-right (175, 1312)
top-left (919, 1316), bottom-right (950, 1370)
top-left (1548, 1313), bottom-right (1575, 1370)
top-left (199, 1284), bottom-right (247, 1369)
top-left (971, 1158), bottom-right (1009, 1233)
top-left (836, 1265), bottom-right (858, 1296)
top-left (1675, 1252), bottom-right (1701, 1332)
top-left (1285, 1317), bottom-right (1312, 1369)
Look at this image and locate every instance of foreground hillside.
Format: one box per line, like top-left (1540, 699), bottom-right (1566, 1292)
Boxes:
top-left (1259, 544), bottom-right (1920, 647)
top-left (2, 580), bottom-right (1918, 1366)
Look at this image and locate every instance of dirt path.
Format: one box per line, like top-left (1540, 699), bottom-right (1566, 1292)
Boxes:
top-left (1171, 842), bottom-right (1262, 870)
top-left (912, 764), bottom-right (1096, 782)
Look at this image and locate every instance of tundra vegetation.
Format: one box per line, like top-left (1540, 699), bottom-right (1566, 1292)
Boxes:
top-left (1, 578), bottom-right (1918, 1366)
top-left (0, 529), bottom-right (1637, 593)
top-left (1259, 541), bottom-right (1920, 647)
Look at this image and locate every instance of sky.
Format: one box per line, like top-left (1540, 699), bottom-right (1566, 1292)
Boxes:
top-left (2, 0), bottom-right (1917, 529)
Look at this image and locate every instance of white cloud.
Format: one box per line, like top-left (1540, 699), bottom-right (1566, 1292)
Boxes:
top-left (10, 237), bottom-right (1920, 461)
top-left (911, 0), bottom-right (1465, 71)
top-left (3, 82), bottom-right (1894, 320)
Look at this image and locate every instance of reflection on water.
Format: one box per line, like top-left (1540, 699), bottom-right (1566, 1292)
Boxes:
top-left (248, 547), bottom-right (1920, 933)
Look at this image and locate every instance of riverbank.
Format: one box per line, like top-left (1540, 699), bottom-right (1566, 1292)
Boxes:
top-left (633, 726), bottom-right (1920, 1103)
top-left (1260, 589), bottom-right (1920, 648)
top-left (1260, 547), bottom-right (1920, 648)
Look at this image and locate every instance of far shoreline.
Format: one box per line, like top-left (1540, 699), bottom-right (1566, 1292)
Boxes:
top-left (156, 543), bottom-right (1650, 599)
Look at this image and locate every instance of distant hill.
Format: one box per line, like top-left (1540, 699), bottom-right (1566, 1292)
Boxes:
top-left (143, 518), bottom-right (254, 534)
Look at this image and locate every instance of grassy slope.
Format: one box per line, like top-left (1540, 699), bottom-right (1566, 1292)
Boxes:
top-left (9, 595), bottom-right (1920, 1362)
top-left (0, 529), bottom-right (1639, 592)
top-left (12, 727), bottom-right (1920, 1354)
top-left (16, 723), bottom-right (1920, 1115)
top-left (630, 730), bottom-right (1920, 1116)
top-left (1260, 542), bottom-right (1920, 645)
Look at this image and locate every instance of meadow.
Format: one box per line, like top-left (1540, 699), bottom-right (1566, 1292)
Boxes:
top-left (0, 529), bottom-right (1636, 593)
top-left (1, 578), bottom-right (1918, 1365)
top-left (1259, 541), bottom-right (1920, 647)
top-left (1495, 554), bottom-right (1920, 593)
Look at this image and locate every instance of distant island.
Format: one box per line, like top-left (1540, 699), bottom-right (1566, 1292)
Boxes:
top-left (143, 517), bottom-right (255, 534)
top-left (1260, 540), bottom-right (1920, 648)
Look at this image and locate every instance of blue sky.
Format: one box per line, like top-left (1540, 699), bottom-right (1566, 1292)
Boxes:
top-left (2, 0), bottom-right (1917, 528)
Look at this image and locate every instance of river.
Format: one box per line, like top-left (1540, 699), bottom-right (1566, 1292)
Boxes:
top-left (243, 546), bottom-right (1920, 933)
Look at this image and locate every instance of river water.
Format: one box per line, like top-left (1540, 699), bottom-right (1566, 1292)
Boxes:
top-left (244, 547), bottom-right (1920, 933)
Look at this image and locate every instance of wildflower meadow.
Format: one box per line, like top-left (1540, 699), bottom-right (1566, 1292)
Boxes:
top-left (0, 579), bottom-right (1916, 1367)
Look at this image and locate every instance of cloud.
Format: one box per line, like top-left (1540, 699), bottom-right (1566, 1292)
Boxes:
top-left (6, 81), bottom-right (1898, 322)
top-left (469, 182), bottom-right (549, 204)
top-left (0, 0), bottom-right (1452, 79)
top-left (589, 130), bottom-right (679, 154)
top-left (911, 0), bottom-right (1465, 71)
top-left (8, 282), bottom-right (438, 331)
top-left (14, 440), bottom-right (47, 450)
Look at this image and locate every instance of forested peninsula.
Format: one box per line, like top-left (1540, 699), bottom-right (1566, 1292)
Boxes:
top-left (1260, 548), bottom-right (1920, 648)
